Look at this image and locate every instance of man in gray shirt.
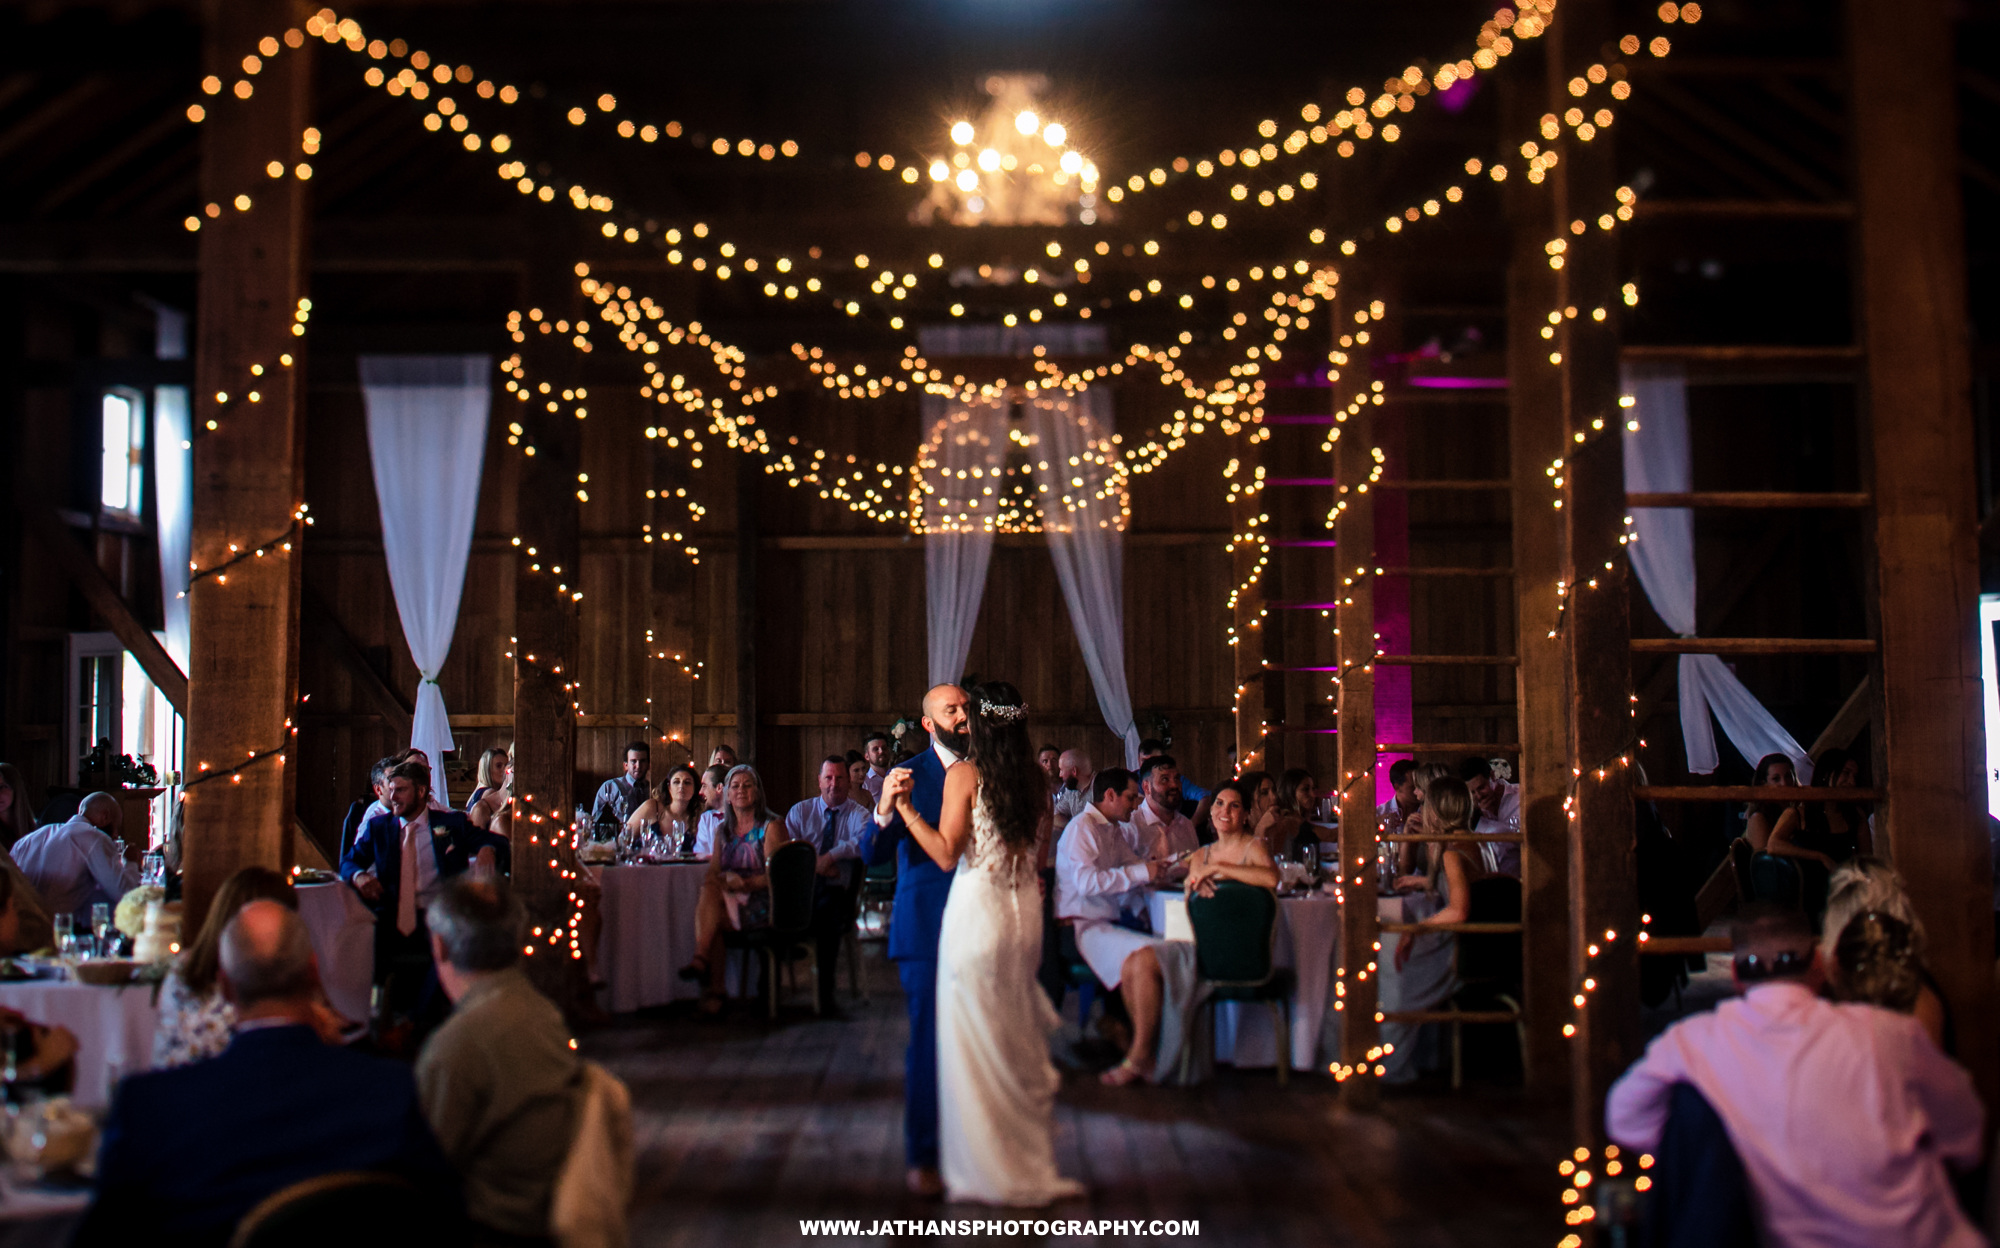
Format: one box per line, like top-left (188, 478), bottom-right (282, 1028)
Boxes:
top-left (417, 879), bottom-right (579, 1240)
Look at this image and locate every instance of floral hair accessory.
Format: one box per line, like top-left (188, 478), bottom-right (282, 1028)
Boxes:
top-left (980, 701), bottom-right (1028, 722)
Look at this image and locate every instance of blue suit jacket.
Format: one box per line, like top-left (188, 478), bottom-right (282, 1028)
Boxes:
top-left (339, 809), bottom-right (510, 920)
top-left (860, 747), bottom-right (955, 963)
top-left (79, 1025), bottom-right (460, 1242)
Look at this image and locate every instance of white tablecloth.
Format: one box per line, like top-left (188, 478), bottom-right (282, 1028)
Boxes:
top-left (1148, 889), bottom-right (1340, 1072)
top-left (599, 863), bottom-right (711, 1013)
top-left (295, 883), bottom-right (375, 1025)
top-left (0, 981), bottom-right (159, 1110)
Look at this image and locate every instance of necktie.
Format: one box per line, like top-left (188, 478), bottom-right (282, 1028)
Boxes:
top-left (822, 806), bottom-right (838, 853)
top-left (397, 819), bottom-right (421, 936)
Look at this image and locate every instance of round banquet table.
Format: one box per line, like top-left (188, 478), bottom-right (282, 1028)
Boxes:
top-left (295, 882), bottom-right (376, 1026)
top-left (597, 862), bottom-right (713, 1013)
top-left (1148, 887), bottom-right (1340, 1072)
top-left (0, 980), bottom-right (159, 1111)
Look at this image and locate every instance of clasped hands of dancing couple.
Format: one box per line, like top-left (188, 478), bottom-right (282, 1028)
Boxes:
top-left (863, 681), bottom-right (1084, 1208)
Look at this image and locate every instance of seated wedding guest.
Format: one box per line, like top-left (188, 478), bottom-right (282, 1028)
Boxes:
top-left (1053, 749), bottom-right (1094, 825)
top-left (690, 762), bottom-right (731, 856)
top-left (13, 791), bottom-right (138, 926)
top-left (465, 745), bottom-right (510, 812)
top-left (342, 760), bottom-right (508, 1032)
top-left (1252, 767), bottom-right (1316, 859)
top-left (1139, 738), bottom-right (1210, 805)
top-left (710, 743), bottom-right (739, 769)
top-left (1132, 755), bottom-right (1200, 873)
top-left (849, 755), bottom-right (873, 804)
top-left (1743, 752), bottom-right (1799, 852)
top-left (1767, 747), bottom-right (1871, 872)
top-left (155, 867), bottom-right (309, 1068)
top-left (1038, 744), bottom-right (1062, 795)
top-left (81, 901), bottom-right (459, 1245)
top-left (679, 765), bottom-right (791, 1014)
top-left (786, 756), bottom-right (872, 1013)
top-left (1606, 904), bottom-right (1983, 1248)
top-left (467, 759), bottom-right (511, 835)
top-left (417, 879), bottom-right (579, 1243)
top-left (1394, 776), bottom-right (1502, 970)
top-left (1377, 759), bottom-right (1421, 839)
top-left (1183, 781), bottom-right (1279, 898)
top-left (864, 734), bottom-right (895, 801)
top-left (1056, 768), bottom-right (1170, 1087)
top-left (1821, 859), bottom-right (1950, 1050)
top-left (0, 868), bottom-right (77, 1087)
top-left (0, 762), bottom-right (33, 848)
top-left (630, 764), bottom-right (702, 853)
top-left (1460, 756), bottom-right (1522, 878)
top-left (589, 740), bottom-right (651, 830)
top-left (1393, 762), bottom-right (1454, 890)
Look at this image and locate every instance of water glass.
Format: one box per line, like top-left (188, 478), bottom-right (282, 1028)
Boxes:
top-left (51, 914), bottom-right (74, 957)
top-left (141, 852), bottom-right (166, 887)
top-left (91, 903), bottom-right (112, 947)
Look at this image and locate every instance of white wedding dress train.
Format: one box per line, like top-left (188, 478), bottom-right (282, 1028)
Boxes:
top-left (935, 792), bottom-right (1084, 1206)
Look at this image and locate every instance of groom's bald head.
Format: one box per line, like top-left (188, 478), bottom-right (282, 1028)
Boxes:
top-left (922, 684), bottom-right (969, 737)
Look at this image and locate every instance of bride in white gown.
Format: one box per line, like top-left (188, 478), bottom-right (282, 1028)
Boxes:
top-left (888, 681), bottom-right (1084, 1206)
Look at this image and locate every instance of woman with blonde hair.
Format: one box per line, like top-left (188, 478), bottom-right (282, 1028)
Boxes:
top-left (1393, 762), bottom-right (1456, 892)
top-left (465, 745), bottom-right (511, 812)
top-left (1394, 776), bottom-right (1502, 969)
top-left (678, 765), bottom-right (790, 1014)
top-left (1820, 858), bottom-right (1949, 1049)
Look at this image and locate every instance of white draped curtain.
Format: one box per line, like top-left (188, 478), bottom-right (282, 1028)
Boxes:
top-left (152, 386), bottom-right (192, 670)
top-left (915, 393), bottom-right (1010, 686)
top-left (1622, 366), bottom-right (1811, 781)
top-left (1026, 389), bottom-right (1141, 768)
top-left (360, 355), bottom-right (492, 799)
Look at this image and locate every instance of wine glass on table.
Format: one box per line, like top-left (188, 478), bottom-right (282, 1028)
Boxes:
top-left (51, 915), bottom-right (73, 960)
top-left (91, 904), bottom-right (112, 958)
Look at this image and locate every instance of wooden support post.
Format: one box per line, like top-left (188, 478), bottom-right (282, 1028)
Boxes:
top-left (646, 434), bottom-right (696, 769)
top-left (734, 453), bottom-right (759, 765)
top-left (511, 274), bottom-right (583, 1007)
top-left (1849, 0), bottom-right (1998, 1104)
top-left (1334, 348), bottom-right (1378, 1107)
top-left (1229, 437), bottom-right (1267, 772)
top-left (1505, 73), bottom-right (1574, 1096)
top-left (1549, 0), bottom-right (1640, 1150)
top-left (181, 0), bottom-right (312, 932)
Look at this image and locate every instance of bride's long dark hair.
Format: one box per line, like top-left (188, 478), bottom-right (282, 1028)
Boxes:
top-left (965, 680), bottom-right (1043, 853)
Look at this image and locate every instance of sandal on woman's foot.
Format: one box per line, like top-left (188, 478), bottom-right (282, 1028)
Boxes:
top-left (1099, 1058), bottom-right (1147, 1087)
top-left (677, 957), bottom-right (709, 982)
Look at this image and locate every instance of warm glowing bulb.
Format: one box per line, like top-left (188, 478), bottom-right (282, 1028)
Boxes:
top-left (1042, 122), bottom-right (1067, 147)
top-left (950, 120), bottom-right (975, 145)
top-left (1015, 110), bottom-right (1039, 135)
top-left (1059, 150), bottom-right (1083, 175)
top-left (955, 168), bottom-right (979, 192)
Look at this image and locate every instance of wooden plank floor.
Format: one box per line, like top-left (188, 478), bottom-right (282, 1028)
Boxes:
top-left (584, 948), bottom-right (1568, 1246)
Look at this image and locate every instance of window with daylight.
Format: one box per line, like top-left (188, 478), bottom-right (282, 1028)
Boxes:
top-left (100, 388), bottom-right (144, 518)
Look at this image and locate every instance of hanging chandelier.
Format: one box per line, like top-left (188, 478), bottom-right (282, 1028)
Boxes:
top-left (911, 74), bottom-right (1101, 227)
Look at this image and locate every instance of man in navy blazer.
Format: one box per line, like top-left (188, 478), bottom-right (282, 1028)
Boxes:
top-left (341, 759), bottom-right (508, 1029)
top-left (76, 901), bottom-right (460, 1246)
top-left (860, 682), bottom-right (968, 1197)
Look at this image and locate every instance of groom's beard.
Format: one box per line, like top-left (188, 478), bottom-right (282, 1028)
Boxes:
top-left (933, 725), bottom-right (969, 755)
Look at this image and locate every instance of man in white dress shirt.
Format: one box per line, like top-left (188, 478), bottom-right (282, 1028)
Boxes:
top-left (1131, 755), bottom-right (1199, 880)
top-left (788, 756), bottom-right (873, 1013)
top-left (1607, 906), bottom-right (1983, 1248)
top-left (1459, 756), bottom-right (1521, 877)
top-left (690, 763), bottom-right (729, 856)
top-left (1055, 769), bottom-right (1170, 1085)
top-left (1052, 749), bottom-right (1094, 827)
top-left (860, 733), bottom-right (892, 809)
top-left (13, 792), bottom-right (140, 926)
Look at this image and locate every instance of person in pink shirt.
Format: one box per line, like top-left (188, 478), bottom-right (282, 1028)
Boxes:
top-left (1607, 905), bottom-right (1983, 1248)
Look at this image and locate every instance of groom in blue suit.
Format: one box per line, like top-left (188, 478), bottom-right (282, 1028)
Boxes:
top-left (861, 682), bottom-right (969, 1197)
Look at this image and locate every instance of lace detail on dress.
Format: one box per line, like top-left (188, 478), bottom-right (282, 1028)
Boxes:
top-left (966, 787), bottom-right (1040, 890)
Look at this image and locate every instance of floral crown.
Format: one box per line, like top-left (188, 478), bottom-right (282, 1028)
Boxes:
top-left (980, 701), bottom-right (1028, 722)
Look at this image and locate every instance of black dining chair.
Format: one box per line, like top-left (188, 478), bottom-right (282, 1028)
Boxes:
top-left (1184, 881), bottom-right (1294, 1085)
top-left (722, 839), bottom-right (820, 1020)
top-left (1447, 874), bottom-right (1525, 1089)
top-left (230, 1171), bottom-right (458, 1248)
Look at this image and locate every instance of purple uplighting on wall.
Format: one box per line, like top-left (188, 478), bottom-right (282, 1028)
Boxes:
top-left (1375, 414), bottom-right (1413, 792)
top-left (1435, 75), bottom-right (1482, 114)
top-left (1407, 376), bottom-right (1509, 389)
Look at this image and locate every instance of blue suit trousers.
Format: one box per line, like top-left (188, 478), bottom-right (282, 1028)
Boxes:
top-left (898, 958), bottom-right (939, 1169)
